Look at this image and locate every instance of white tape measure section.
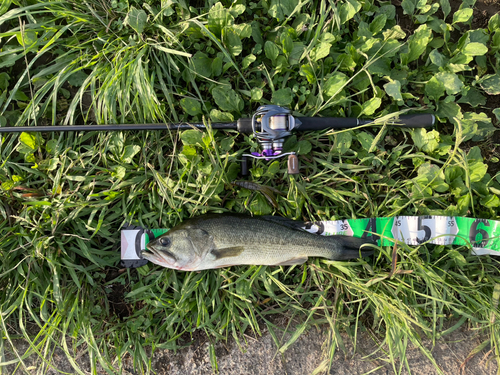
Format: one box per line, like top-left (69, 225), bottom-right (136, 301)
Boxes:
top-left (121, 229), bottom-right (141, 260)
top-left (391, 216), bottom-right (458, 246)
top-left (324, 219), bottom-right (354, 236)
top-left (303, 220), bottom-right (354, 236)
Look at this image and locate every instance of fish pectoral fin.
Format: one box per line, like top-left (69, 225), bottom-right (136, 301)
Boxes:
top-left (275, 256), bottom-right (308, 266)
top-left (210, 246), bottom-right (245, 260)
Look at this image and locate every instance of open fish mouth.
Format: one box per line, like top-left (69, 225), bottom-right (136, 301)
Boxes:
top-left (141, 245), bottom-right (176, 266)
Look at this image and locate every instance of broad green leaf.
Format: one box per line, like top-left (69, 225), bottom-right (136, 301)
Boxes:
top-left (323, 72), bottom-right (348, 97)
top-left (401, 25), bottom-right (432, 65)
top-left (437, 101), bottom-right (462, 122)
top-left (272, 88), bottom-right (293, 106)
top-left (13, 90), bottom-right (29, 101)
top-left (233, 23), bottom-right (252, 39)
top-left (445, 165), bottom-right (463, 183)
top-left (333, 132), bottom-right (352, 154)
top-left (440, 0), bottom-right (451, 19)
top-left (210, 109), bottom-right (234, 122)
top-left (67, 71), bottom-right (88, 87)
top-left (0, 72), bottom-right (9, 91)
top-left (384, 81), bottom-right (403, 104)
top-left (467, 29), bottom-right (489, 45)
top-left (492, 30), bottom-right (500, 54)
top-left (469, 160), bottom-right (487, 183)
top-left (429, 49), bottom-right (446, 67)
top-left (251, 21), bottom-right (264, 45)
top-left (480, 74), bottom-right (500, 95)
top-left (357, 132), bottom-right (375, 151)
top-left (281, 33), bottom-right (294, 55)
top-left (310, 42), bottom-right (331, 61)
top-left (452, 8), bottom-right (473, 24)
top-left (296, 140), bottom-right (312, 155)
top-left (212, 57), bottom-right (223, 76)
top-left (457, 87), bottom-right (486, 107)
top-left (222, 27), bottom-right (242, 56)
top-left (242, 54), bottom-right (256, 69)
top-left (229, 4), bottom-right (246, 17)
top-left (208, 2), bottom-right (234, 37)
top-left (378, 5), bottom-right (396, 20)
top-left (462, 112), bottom-right (496, 142)
top-left (339, 0), bottom-right (361, 24)
top-left (268, 0), bottom-right (300, 21)
top-left (192, 52), bottom-right (212, 77)
top-left (488, 13), bottom-right (500, 32)
top-left (383, 25), bottom-right (406, 40)
top-left (40, 157), bottom-right (59, 171)
top-left (121, 145), bottom-right (141, 164)
top-left (466, 147), bottom-right (487, 183)
top-left (299, 64), bottom-right (316, 84)
top-left (493, 108), bottom-right (500, 122)
top-left (251, 87), bottom-right (263, 101)
top-left (264, 41), bottom-right (280, 61)
top-left (481, 194), bottom-right (500, 208)
top-left (16, 30), bottom-right (37, 47)
top-left (360, 97), bottom-right (381, 116)
top-left (181, 129), bottom-right (204, 146)
top-left (249, 193), bottom-right (273, 215)
top-left (125, 7), bottom-right (147, 34)
top-left (401, 0), bottom-right (415, 15)
top-left (463, 42), bottom-right (488, 56)
top-left (289, 42), bottom-right (305, 65)
top-left (274, 55), bottom-right (288, 70)
top-left (180, 98), bottom-right (202, 116)
top-left (212, 86), bottom-right (242, 112)
top-left (366, 58), bottom-right (391, 76)
top-left (435, 72), bottom-right (463, 95)
top-left (0, 52), bottom-right (21, 69)
top-left (414, 163), bottom-right (449, 192)
top-left (20, 132), bottom-right (37, 151)
top-left (412, 128), bottom-right (440, 153)
top-left (370, 14), bottom-right (387, 34)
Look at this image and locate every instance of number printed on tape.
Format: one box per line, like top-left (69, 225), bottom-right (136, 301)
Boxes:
top-left (391, 216), bottom-right (458, 245)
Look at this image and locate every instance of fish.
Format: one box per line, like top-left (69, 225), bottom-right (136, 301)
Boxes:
top-left (141, 214), bottom-right (375, 271)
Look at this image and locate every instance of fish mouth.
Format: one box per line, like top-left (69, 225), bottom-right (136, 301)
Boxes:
top-left (141, 244), bottom-right (177, 267)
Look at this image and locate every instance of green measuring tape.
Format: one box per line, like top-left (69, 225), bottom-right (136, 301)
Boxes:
top-left (121, 216), bottom-right (500, 265)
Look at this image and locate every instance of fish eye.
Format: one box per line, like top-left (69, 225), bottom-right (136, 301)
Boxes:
top-left (159, 237), bottom-right (170, 246)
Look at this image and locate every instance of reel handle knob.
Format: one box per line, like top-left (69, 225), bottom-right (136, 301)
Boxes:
top-left (287, 154), bottom-right (300, 175)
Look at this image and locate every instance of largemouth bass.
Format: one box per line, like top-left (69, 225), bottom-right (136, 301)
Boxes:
top-left (141, 214), bottom-right (375, 271)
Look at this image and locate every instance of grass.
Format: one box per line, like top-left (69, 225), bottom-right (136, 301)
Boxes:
top-left (1, 0), bottom-right (500, 374)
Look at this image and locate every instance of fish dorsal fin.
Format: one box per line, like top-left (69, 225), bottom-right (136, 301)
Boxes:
top-left (260, 216), bottom-right (305, 231)
top-left (275, 256), bottom-right (308, 266)
top-left (210, 246), bottom-right (245, 260)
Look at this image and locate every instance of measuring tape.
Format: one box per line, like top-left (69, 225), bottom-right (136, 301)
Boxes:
top-left (120, 216), bottom-right (500, 267)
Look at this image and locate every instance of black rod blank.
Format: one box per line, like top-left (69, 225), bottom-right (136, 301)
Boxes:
top-left (0, 122), bottom-right (238, 133)
top-left (0, 113), bottom-right (435, 134)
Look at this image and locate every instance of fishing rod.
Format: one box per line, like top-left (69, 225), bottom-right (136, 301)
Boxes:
top-left (0, 105), bottom-right (435, 175)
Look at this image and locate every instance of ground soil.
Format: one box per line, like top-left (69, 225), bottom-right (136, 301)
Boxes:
top-left (3, 320), bottom-right (498, 375)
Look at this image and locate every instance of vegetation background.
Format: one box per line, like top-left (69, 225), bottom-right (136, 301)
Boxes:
top-left (1, 0), bottom-right (500, 373)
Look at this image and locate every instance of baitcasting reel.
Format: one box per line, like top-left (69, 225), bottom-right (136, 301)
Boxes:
top-left (238, 105), bottom-right (302, 176)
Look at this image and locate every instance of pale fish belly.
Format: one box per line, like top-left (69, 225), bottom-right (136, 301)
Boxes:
top-left (202, 241), bottom-right (332, 269)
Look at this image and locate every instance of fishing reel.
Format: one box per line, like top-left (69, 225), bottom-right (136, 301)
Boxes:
top-left (237, 105), bottom-right (302, 176)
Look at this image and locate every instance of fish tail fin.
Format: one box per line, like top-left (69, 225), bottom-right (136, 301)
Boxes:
top-left (329, 236), bottom-right (377, 260)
